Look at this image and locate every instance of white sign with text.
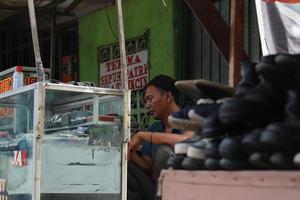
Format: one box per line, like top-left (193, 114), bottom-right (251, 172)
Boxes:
top-left (100, 50), bottom-right (149, 90)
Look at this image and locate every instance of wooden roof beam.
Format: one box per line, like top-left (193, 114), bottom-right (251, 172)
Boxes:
top-left (229, 0), bottom-right (244, 87)
top-left (185, 0), bottom-right (246, 87)
top-left (185, 0), bottom-right (230, 62)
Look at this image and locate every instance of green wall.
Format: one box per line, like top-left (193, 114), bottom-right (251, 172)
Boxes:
top-left (79, 0), bottom-right (175, 84)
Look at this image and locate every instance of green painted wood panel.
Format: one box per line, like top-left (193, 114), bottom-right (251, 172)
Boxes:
top-left (202, 32), bottom-right (211, 80)
top-left (249, 0), bottom-right (261, 61)
top-left (78, 0), bottom-right (176, 85)
top-left (190, 15), bottom-right (203, 79)
top-left (187, 0), bottom-right (260, 85)
top-left (219, 0), bottom-right (230, 85)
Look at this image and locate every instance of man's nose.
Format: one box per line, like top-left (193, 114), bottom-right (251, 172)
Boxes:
top-left (145, 101), bottom-right (151, 109)
top-left (145, 103), bottom-right (151, 109)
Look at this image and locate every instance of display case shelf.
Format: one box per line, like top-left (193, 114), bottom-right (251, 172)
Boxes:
top-left (44, 121), bottom-right (121, 132)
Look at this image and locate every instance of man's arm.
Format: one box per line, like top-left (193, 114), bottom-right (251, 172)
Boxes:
top-left (129, 131), bottom-right (194, 152)
top-left (129, 152), bottom-right (153, 173)
top-left (151, 131), bottom-right (194, 145)
top-left (129, 130), bottom-right (194, 171)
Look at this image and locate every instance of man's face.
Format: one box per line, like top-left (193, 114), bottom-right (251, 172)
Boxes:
top-left (144, 85), bottom-right (168, 119)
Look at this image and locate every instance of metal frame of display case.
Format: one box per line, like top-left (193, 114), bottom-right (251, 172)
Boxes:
top-left (0, 82), bottom-right (130, 200)
top-left (1, 0), bottom-right (129, 199)
top-left (0, 67), bottom-right (51, 79)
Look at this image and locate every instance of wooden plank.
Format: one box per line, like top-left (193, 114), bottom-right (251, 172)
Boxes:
top-left (190, 14), bottom-right (203, 79)
top-left (244, 0), bottom-right (250, 56)
top-left (185, 0), bottom-right (230, 62)
top-left (202, 30), bottom-right (211, 80)
top-left (50, 10), bottom-right (56, 79)
top-left (211, 42), bottom-right (220, 82)
top-left (229, 0), bottom-right (244, 87)
top-left (250, 0), bottom-right (261, 61)
top-left (220, 0), bottom-right (230, 84)
top-left (44, 0), bottom-right (66, 10)
top-left (64, 0), bottom-right (82, 13)
top-left (115, 2), bottom-right (128, 200)
top-left (116, 0), bottom-right (128, 90)
top-left (28, 0), bottom-right (45, 82)
top-left (255, 0), bottom-right (268, 56)
top-left (174, 0), bottom-right (191, 80)
top-left (211, 1), bottom-right (221, 83)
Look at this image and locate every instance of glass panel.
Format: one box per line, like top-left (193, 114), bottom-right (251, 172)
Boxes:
top-left (41, 89), bottom-right (123, 200)
top-left (0, 90), bottom-right (34, 200)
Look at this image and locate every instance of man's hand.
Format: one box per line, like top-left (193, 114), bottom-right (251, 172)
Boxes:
top-left (129, 132), bottom-right (143, 152)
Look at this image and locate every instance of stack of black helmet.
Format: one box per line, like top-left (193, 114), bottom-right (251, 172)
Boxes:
top-left (168, 53), bottom-right (300, 170)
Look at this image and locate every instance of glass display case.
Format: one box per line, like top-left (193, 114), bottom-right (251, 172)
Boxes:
top-left (0, 82), bottom-right (130, 200)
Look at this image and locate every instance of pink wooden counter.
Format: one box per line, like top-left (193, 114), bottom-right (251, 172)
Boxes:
top-left (160, 170), bottom-right (300, 200)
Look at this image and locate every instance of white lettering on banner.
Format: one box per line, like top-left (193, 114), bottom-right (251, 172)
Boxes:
top-left (0, 195), bottom-right (8, 200)
top-left (100, 50), bottom-right (149, 90)
top-left (0, 179), bottom-right (6, 193)
top-left (11, 150), bottom-right (27, 166)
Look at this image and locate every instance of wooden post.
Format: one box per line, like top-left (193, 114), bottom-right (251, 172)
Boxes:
top-left (229, 0), bottom-right (244, 87)
top-left (50, 9), bottom-right (56, 79)
top-left (115, 2), bottom-right (128, 200)
top-left (116, 0), bottom-right (128, 90)
top-left (27, 0), bottom-right (45, 82)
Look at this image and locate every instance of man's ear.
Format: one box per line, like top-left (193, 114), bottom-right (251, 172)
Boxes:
top-left (166, 92), bottom-right (173, 102)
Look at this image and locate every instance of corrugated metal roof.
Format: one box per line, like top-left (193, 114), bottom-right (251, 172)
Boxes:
top-left (0, 0), bottom-right (115, 26)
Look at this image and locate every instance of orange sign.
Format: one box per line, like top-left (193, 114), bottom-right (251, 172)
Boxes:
top-left (0, 77), bottom-right (12, 94)
top-left (0, 75), bottom-right (38, 119)
top-left (0, 76), bottom-right (37, 94)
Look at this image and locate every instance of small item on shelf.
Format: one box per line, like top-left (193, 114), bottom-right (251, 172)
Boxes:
top-left (86, 125), bottom-right (120, 147)
top-left (69, 110), bottom-right (93, 125)
top-left (61, 112), bottom-right (70, 126)
top-left (76, 126), bottom-right (89, 137)
top-left (45, 113), bottom-right (62, 128)
top-left (99, 114), bottom-right (121, 123)
top-left (67, 81), bottom-right (96, 87)
top-left (12, 66), bottom-right (24, 90)
top-left (0, 131), bottom-right (9, 137)
top-left (45, 110), bottom-right (93, 129)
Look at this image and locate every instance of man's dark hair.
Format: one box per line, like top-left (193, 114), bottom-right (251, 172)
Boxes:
top-left (144, 75), bottom-right (179, 101)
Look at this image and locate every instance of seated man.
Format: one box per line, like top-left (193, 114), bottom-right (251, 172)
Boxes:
top-left (128, 75), bottom-right (194, 199)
